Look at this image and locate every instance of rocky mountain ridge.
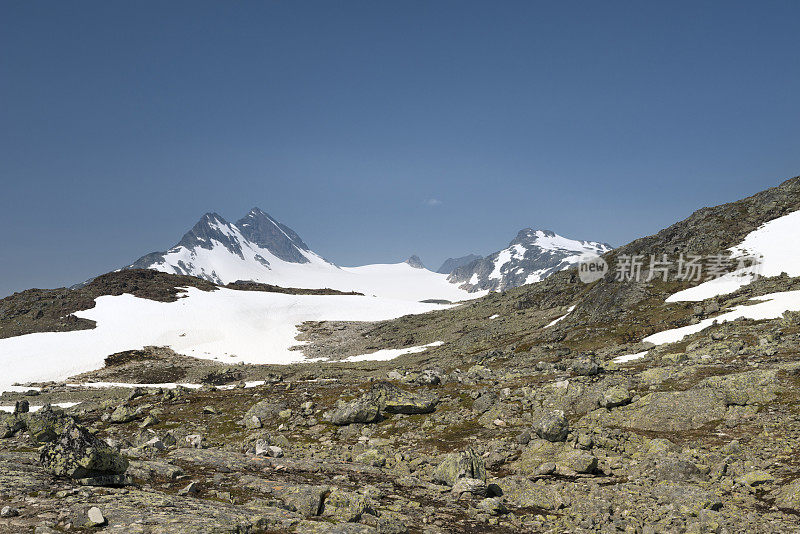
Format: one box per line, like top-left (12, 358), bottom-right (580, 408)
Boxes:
top-left (448, 229), bottom-right (612, 292)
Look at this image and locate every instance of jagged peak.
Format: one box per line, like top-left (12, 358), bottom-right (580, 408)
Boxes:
top-left (405, 255), bottom-right (426, 269)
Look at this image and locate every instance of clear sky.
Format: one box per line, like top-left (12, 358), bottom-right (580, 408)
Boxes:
top-left (1, 1), bottom-right (799, 297)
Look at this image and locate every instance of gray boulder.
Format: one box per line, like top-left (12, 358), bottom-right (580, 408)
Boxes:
top-left (433, 449), bottom-right (486, 487)
top-left (40, 421), bottom-right (129, 481)
top-left (534, 410), bottom-right (569, 442)
top-left (325, 397), bottom-right (381, 426)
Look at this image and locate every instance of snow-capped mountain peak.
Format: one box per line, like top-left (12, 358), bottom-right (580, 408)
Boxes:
top-left (235, 208), bottom-right (311, 263)
top-left (128, 210), bottom-right (478, 302)
top-left (447, 228), bottom-right (612, 292)
top-left (175, 213), bottom-right (245, 257)
top-left (405, 255), bottom-right (426, 269)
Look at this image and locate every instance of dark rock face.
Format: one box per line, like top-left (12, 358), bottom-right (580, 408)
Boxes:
top-left (176, 213), bottom-right (246, 257)
top-left (235, 208), bottom-right (311, 263)
top-left (404, 255), bottom-right (426, 269)
top-left (448, 229), bottom-right (612, 292)
top-left (437, 254), bottom-right (482, 274)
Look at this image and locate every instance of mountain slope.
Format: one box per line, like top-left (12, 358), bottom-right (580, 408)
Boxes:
top-left (447, 229), bottom-right (612, 292)
top-left (437, 254), bottom-right (482, 274)
top-left (129, 209), bottom-right (477, 302)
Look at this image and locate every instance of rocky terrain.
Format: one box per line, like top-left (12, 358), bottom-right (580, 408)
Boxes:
top-left (1, 176), bottom-right (800, 533)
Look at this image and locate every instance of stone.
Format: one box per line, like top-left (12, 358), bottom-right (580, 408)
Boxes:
top-left (0, 413), bottom-right (25, 438)
top-left (322, 488), bottom-right (372, 522)
top-left (86, 506), bottom-right (106, 526)
top-left (355, 448), bottom-right (386, 467)
top-left (451, 477), bottom-right (486, 497)
top-left (40, 421), bottom-right (128, 480)
top-left (254, 438), bottom-right (270, 456)
top-left (246, 415), bottom-right (263, 429)
top-left (372, 382), bottom-right (438, 415)
top-left (433, 449), bottom-right (486, 487)
top-left (325, 397), bottom-right (381, 426)
top-left (178, 481), bottom-right (199, 496)
top-left (266, 445), bottom-right (284, 458)
top-left (776, 479), bottom-right (800, 512)
top-left (472, 391), bottom-right (499, 414)
top-left (185, 434), bottom-right (205, 449)
top-left (109, 405), bottom-right (137, 424)
top-left (0, 506), bottom-right (19, 518)
top-left (654, 456), bottom-right (706, 483)
top-left (14, 399), bottom-right (30, 414)
top-left (516, 439), bottom-right (597, 476)
top-left (273, 484), bottom-right (327, 517)
top-left (243, 399), bottom-right (288, 426)
top-left (603, 389), bottom-right (727, 432)
top-left (534, 410), bottom-right (569, 442)
top-left (24, 406), bottom-right (73, 443)
top-left (569, 359), bottom-right (599, 376)
top-left (139, 415), bottom-right (159, 428)
top-left (476, 497), bottom-right (507, 515)
top-left (599, 385), bottom-right (632, 408)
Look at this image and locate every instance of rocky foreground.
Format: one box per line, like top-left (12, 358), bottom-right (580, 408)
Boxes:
top-left (2, 299), bottom-right (800, 533)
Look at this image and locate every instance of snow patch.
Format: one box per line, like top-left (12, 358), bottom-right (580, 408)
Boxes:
top-left (0, 288), bottom-right (450, 394)
top-left (0, 402), bottom-right (79, 413)
top-left (545, 305), bottom-right (576, 328)
top-left (647, 290), bottom-right (800, 345)
top-left (343, 341), bottom-right (444, 362)
top-left (668, 210), bottom-right (800, 302)
top-left (613, 351), bottom-right (649, 363)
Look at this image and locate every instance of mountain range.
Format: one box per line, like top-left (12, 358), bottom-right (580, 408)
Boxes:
top-left (129, 209), bottom-right (610, 297)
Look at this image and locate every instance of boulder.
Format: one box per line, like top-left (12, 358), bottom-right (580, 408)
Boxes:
top-left (86, 507), bottom-right (107, 526)
top-left (322, 488), bottom-right (372, 522)
top-left (433, 449), bottom-right (486, 487)
top-left (355, 448), bottom-right (386, 467)
top-left (472, 392), bottom-right (499, 414)
top-left (273, 484), bottom-right (327, 517)
top-left (24, 406), bottom-right (73, 443)
top-left (372, 382), bottom-right (438, 415)
top-left (243, 399), bottom-right (288, 426)
top-left (325, 397), bottom-right (381, 425)
top-left (0, 414), bottom-right (25, 439)
top-left (776, 479), bottom-right (800, 512)
top-left (40, 421), bottom-right (129, 480)
top-left (599, 386), bottom-right (632, 409)
top-left (534, 410), bottom-right (569, 442)
top-left (515, 439), bottom-right (597, 476)
top-left (451, 477), bottom-right (486, 497)
top-left (109, 405), bottom-right (137, 424)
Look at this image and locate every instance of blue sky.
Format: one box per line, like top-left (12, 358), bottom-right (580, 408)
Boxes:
top-left (1, 1), bottom-right (799, 296)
